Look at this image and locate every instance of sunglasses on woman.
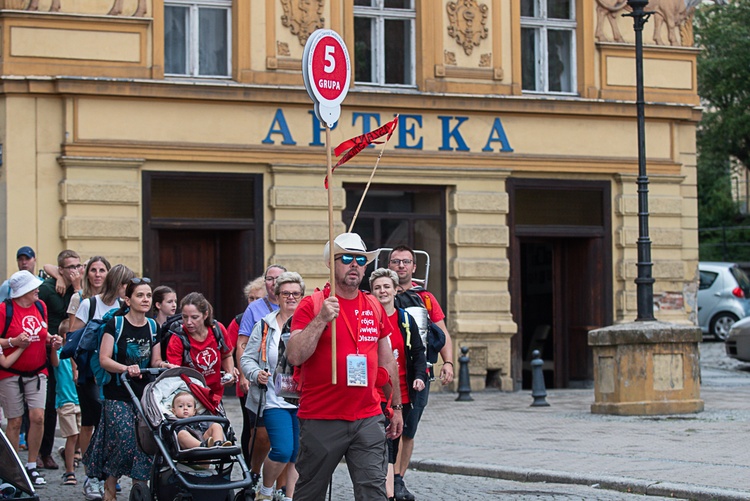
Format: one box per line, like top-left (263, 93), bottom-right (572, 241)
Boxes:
top-left (129, 277), bottom-right (152, 285)
top-left (337, 254), bottom-right (367, 266)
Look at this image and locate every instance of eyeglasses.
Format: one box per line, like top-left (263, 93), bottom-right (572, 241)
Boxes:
top-left (389, 259), bottom-right (413, 266)
top-left (129, 277), bottom-right (152, 285)
top-left (62, 264), bottom-right (85, 271)
top-left (279, 291), bottom-right (302, 299)
top-left (337, 254), bottom-right (367, 266)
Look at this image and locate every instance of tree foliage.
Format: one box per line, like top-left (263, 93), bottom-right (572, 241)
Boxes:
top-left (694, 1), bottom-right (750, 229)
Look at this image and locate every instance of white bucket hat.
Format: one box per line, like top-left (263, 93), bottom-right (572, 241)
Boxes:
top-left (323, 233), bottom-right (379, 266)
top-left (9, 270), bottom-right (43, 299)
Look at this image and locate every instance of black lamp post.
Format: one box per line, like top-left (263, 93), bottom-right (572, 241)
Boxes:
top-left (624, 0), bottom-right (655, 321)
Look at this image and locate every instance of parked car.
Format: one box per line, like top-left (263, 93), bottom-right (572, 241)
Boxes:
top-left (726, 316), bottom-right (750, 361)
top-left (698, 262), bottom-right (750, 340)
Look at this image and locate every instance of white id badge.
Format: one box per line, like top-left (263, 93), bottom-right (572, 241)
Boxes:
top-left (346, 354), bottom-right (368, 387)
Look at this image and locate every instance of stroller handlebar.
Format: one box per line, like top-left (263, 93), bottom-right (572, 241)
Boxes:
top-left (120, 367), bottom-right (168, 383)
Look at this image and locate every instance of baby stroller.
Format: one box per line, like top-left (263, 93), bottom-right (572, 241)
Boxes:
top-left (0, 429), bottom-right (39, 500)
top-left (123, 367), bottom-right (255, 501)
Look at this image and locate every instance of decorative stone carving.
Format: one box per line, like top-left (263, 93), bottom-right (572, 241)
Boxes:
top-left (108, 0), bottom-right (147, 17)
top-left (596, 0), bottom-right (726, 46)
top-left (594, 0), bottom-right (627, 43)
top-left (446, 0), bottom-right (489, 56)
top-left (479, 53), bottom-right (491, 67)
top-left (26, 0), bottom-right (146, 16)
top-left (280, 0), bottom-right (325, 46)
top-left (444, 50), bottom-right (457, 66)
top-left (26, 0), bottom-right (60, 11)
top-left (277, 41), bottom-right (291, 57)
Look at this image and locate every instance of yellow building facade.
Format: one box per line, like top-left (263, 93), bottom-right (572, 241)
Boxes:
top-left (0, 0), bottom-right (700, 391)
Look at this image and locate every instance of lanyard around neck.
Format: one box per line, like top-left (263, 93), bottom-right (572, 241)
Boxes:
top-left (339, 292), bottom-right (363, 355)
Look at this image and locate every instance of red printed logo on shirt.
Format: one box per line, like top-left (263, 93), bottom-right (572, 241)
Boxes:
top-left (21, 315), bottom-right (43, 342)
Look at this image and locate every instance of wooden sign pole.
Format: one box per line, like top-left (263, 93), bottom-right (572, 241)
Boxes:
top-left (326, 125), bottom-right (337, 385)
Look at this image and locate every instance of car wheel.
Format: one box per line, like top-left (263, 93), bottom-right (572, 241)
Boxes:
top-left (710, 312), bottom-right (739, 341)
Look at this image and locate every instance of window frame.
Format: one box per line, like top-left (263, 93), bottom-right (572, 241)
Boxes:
top-left (164, 0), bottom-right (232, 79)
top-left (353, 0), bottom-right (416, 88)
top-left (520, 0), bottom-right (577, 95)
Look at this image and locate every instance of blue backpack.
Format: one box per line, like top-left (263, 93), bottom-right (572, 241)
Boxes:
top-left (62, 309), bottom-right (158, 386)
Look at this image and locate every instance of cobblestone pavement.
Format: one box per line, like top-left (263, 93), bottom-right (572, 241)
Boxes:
top-left (18, 341), bottom-right (750, 500)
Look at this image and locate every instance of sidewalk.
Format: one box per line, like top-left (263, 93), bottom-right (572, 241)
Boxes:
top-left (409, 367), bottom-right (750, 501)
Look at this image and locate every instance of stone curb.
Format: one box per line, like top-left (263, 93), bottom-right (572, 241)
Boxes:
top-left (411, 459), bottom-right (750, 501)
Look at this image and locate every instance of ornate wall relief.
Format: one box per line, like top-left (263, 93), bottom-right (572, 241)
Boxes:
top-left (446, 0), bottom-right (489, 56)
top-left (277, 41), bottom-right (291, 57)
top-left (595, 0), bottom-right (723, 46)
top-left (24, 0), bottom-right (147, 16)
top-left (280, 0), bottom-right (325, 46)
top-left (444, 50), bottom-right (457, 66)
top-left (479, 53), bottom-right (491, 67)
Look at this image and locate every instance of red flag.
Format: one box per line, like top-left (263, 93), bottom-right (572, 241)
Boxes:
top-left (325, 116), bottom-right (399, 187)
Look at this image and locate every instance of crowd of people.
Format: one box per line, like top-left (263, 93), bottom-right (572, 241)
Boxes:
top-left (0, 233), bottom-right (454, 501)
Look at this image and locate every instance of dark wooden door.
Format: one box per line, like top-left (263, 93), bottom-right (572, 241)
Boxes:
top-left (152, 229), bottom-right (246, 325)
top-left (557, 237), bottom-right (606, 387)
top-left (158, 230), bottom-right (216, 300)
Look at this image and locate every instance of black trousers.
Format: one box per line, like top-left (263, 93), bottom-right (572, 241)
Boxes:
top-left (39, 360), bottom-right (57, 457)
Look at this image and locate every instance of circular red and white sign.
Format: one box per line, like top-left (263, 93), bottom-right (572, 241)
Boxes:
top-left (303, 29), bottom-right (351, 128)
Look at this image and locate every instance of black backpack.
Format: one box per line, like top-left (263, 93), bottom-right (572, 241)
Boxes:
top-left (161, 316), bottom-right (229, 369)
top-left (394, 288), bottom-right (447, 364)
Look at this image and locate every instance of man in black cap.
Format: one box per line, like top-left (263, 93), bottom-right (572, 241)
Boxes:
top-left (0, 246), bottom-right (38, 302)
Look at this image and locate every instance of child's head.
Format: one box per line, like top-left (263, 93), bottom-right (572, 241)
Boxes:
top-left (59, 319), bottom-right (70, 341)
top-left (171, 392), bottom-right (197, 418)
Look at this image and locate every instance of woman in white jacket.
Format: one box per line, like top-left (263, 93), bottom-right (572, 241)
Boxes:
top-left (241, 271), bottom-right (304, 501)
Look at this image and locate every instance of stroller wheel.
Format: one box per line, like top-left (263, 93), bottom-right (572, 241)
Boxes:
top-left (129, 481), bottom-right (151, 501)
top-left (233, 489), bottom-right (254, 501)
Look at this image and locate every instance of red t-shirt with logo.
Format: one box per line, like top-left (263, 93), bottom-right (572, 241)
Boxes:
top-left (166, 322), bottom-right (229, 397)
top-left (0, 300), bottom-right (49, 381)
top-left (291, 290), bottom-right (391, 421)
top-left (376, 311), bottom-right (409, 405)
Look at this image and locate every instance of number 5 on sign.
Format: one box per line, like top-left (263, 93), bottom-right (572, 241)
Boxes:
top-left (303, 29), bottom-right (351, 128)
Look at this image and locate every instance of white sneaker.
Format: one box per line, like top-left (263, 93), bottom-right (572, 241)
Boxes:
top-left (273, 488), bottom-right (286, 501)
top-left (82, 477), bottom-right (102, 500)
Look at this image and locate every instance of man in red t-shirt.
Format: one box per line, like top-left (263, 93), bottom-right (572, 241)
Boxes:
top-left (388, 245), bottom-right (454, 501)
top-left (288, 233), bottom-right (403, 501)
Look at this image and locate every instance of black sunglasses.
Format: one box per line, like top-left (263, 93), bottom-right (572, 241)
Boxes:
top-left (337, 254), bottom-right (367, 266)
top-left (129, 277), bottom-right (152, 285)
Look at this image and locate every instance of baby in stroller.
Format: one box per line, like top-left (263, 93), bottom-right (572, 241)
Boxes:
top-left (171, 392), bottom-right (232, 449)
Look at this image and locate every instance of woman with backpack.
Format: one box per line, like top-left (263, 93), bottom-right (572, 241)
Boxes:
top-left (165, 292), bottom-right (239, 399)
top-left (70, 263), bottom-right (135, 501)
top-left (66, 256), bottom-right (111, 322)
top-left (240, 271), bottom-right (304, 501)
top-left (82, 277), bottom-right (171, 501)
top-left (369, 268), bottom-right (428, 501)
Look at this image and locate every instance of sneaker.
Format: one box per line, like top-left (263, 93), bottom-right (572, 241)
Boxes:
top-left (394, 478), bottom-right (415, 501)
top-left (255, 494), bottom-right (273, 501)
top-left (273, 487), bottom-right (287, 501)
top-left (25, 467), bottom-right (46, 486)
top-left (82, 477), bottom-right (103, 501)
